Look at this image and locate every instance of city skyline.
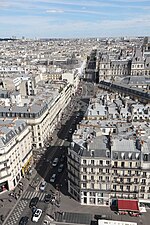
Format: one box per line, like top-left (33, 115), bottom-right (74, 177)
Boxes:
top-left (0, 0), bottom-right (150, 38)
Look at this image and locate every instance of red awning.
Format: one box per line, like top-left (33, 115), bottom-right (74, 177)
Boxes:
top-left (118, 199), bottom-right (139, 212)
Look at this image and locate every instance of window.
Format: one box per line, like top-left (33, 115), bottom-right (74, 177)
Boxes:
top-left (83, 175), bottom-right (87, 181)
top-left (83, 160), bottom-right (86, 164)
top-left (128, 170), bottom-right (131, 175)
top-left (113, 185), bottom-right (116, 190)
top-left (127, 186), bottom-right (130, 191)
top-left (91, 183), bottom-right (94, 189)
top-left (99, 176), bottom-right (103, 181)
top-left (141, 179), bottom-right (146, 185)
top-left (99, 168), bottom-right (103, 173)
top-left (91, 176), bottom-right (94, 181)
top-left (134, 178), bottom-right (138, 183)
top-left (100, 160), bottom-right (103, 165)
top-left (121, 162), bottom-right (124, 168)
top-left (120, 178), bottom-right (123, 183)
top-left (106, 176), bottom-right (109, 181)
top-left (89, 198), bottom-right (95, 204)
top-left (106, 161), bottom-right (109, 166)
top-left (90, 192), bottom-right (96, 196)
top-left (143, 172), bottom-right (147, 177)
top-left (127, 178), bottom-right (131, 183)
top-left (114, 170), bottom-right (117, 175)
top-left (91, 160), bottom-right (94, 165)
top-left (83, 167), bottom-right (87, 173)
top-left (106, 169), bottom-right (109, 174)
top-left (120, 185), bottom-right (123, 190)
top-left (141, 186), bottom-right (145, 192)
top-left (83, 183), bottom-right (87, 188)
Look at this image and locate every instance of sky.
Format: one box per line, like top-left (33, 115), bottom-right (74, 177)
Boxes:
top-left (0, 0), bottom-right (150, 38)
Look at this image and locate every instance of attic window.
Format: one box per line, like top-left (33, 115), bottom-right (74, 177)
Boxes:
top-left (128, 153), bottom-right (132, 159)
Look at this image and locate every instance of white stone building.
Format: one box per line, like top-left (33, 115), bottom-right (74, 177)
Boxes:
top-left (0, 118), bottom-right (32, 193)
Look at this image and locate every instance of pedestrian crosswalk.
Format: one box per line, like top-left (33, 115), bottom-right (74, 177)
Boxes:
top-left (5, 200), bottom-right (28, 225)
top-left (22, 190), bottom-right (46, 201)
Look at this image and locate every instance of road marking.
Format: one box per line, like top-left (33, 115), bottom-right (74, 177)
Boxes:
top-left (22, 190), bottom-right (46, 201)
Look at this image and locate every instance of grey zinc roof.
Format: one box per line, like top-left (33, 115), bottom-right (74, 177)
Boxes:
top-left (0, 102), bottom-right (47, 114)
top-left (145, 56), bottom-right (150, 69)
top-left (121, 76), bottom-right (150, 85)
top-left (72, 136), bottom-right (110, 158)
top-left (0, 118), bottom-right (27, 147)
top-left (111, 138), bottom-right (136, 152)
top-left (132, 48), bottom-right (144, 63)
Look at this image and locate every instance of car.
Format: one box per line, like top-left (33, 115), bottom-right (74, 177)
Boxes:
top-left (60, 154), bottom-right (65, 161)
top-left (52, 158), bottom-right (59, 167)
top-left (69, 128), bottom-right (72, 133)
top-left (29, 197), bottom-right (39, 208)
top-left (50, 174), bottom-right (56, 183)
top-left (39, 181), bottom-right (47, 191)
top-left (58, 164), bottom-right (64, 173)
top-left (32, 208), bottom-right (42, 222)
top-left (44, 194), bottom-right (51, 203)
top-left (19, 216), bottom-right (29, 225)
top-left (32, 206), bottom-right (37, 214)
top-left (94, 214), bottom-right (107, 220)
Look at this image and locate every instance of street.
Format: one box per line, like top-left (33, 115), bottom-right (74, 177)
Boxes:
top-left (1, 81), bottom-right (150, 225)
top-left (2, 81), bottom-right (92, 225)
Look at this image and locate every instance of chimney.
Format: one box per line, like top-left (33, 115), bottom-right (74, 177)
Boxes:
top-left (90, 150), bottom-right (95, 157)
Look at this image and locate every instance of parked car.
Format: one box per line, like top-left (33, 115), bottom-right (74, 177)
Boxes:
top-left (60, 154), bottom-right (65, 162)
top-left (39, 181), bottom-right (47, 191)
top-left (19, 216), bottom-right (29, 225)
top-left (52, 158), bottom-right (59, 167)
top-left (44, 194), bottom-right (51, 203)
top-left (58, 164), bottom-right (64, 173)
top-left (50, 174), bottom-right (56, 183)
top-left (69, 128), bottom-right (72, 133)
top-left (32, 208), bottom-right (42, 222)
top-left (29, 197), bottom-right (39, 208)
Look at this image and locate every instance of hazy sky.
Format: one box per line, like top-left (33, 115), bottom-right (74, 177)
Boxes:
top-left (0, 0), bottom-right (150, 38)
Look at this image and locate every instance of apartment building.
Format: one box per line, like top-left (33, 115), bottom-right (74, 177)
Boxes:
top-left (67, 91), bottom-right (150, 206)
top-left (98, 53), bottom-right (131, 81)
top-left (0, 118), bottom-right (32, 193)
top-left (131, 48), bottom-right (150, 76)
top-left (67, 126), bottom-right (150, 206)
top-left (0, 80), bottom-right (72, 149)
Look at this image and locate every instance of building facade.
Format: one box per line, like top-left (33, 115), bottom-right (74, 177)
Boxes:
top-left (0, 118), bottom-right (32, 193)
top-left (67, 132), bottom-right (150, 206)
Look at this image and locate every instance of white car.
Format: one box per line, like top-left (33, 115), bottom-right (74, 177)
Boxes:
top-left (50, 174), bottom-right (56, 183)
top-left (32, 208), bottom-right (42, 222)
top-left (52, 158), bottom-right (59, 167)
top-left (39, 181), bottom-right (47, 191)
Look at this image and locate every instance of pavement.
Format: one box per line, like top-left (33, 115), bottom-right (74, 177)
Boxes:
top-left (0, 168), bottom-right (37, 225)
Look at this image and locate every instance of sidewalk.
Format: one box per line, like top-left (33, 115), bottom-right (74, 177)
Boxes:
top-left (0, 167), bottom-right (37, 225)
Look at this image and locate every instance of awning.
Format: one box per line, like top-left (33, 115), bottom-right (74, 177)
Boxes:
top-left (118, 199), bottom-right (139, 212)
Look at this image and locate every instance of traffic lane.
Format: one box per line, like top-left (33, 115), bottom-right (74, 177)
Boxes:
top-left (17, 198), bottom-right (48, 225)
top-left (45, 153), bottom-right (67, 188)
top-left (7, 97), bottom-right (81, 224)
top-left (34, 94), bottom-right (81, 182)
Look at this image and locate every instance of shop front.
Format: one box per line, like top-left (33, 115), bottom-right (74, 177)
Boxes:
top-left (21, 156), bottom-right (33, 176)
top-left (0, 181), bottom-right (8, 193)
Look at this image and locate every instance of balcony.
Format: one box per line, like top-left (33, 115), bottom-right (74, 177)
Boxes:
top-left (141, 182), bottom-right (146, 185)
top-left (140, 190), bottom-right (145, 193)
top-left (111, 189), bottom-right (138, 193)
